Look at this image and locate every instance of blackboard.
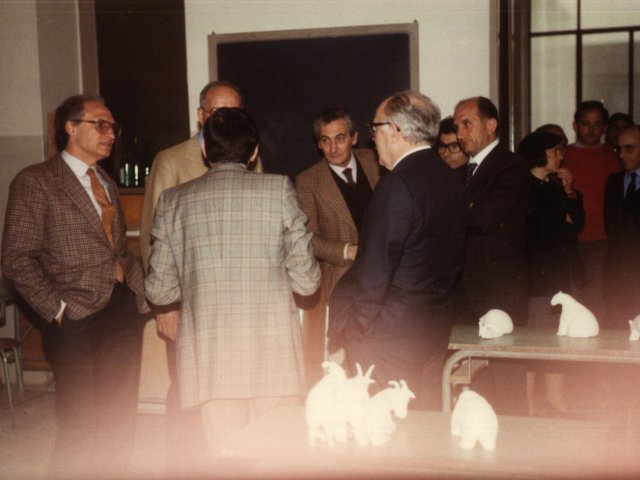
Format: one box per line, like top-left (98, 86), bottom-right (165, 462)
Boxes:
top-left (209, 23), bottom-right (418, 179)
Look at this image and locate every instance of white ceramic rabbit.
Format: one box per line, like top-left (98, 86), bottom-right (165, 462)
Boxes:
top-left (451, 389), bottom-right (498, 451)
top-left (551, 291), bottom-right (599, 338)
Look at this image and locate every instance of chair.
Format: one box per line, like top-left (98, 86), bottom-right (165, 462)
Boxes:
top-left (0, 289), bottom-right (28, 427)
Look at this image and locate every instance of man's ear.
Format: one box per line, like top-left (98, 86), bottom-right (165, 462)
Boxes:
top-left (487, 118), bottom-right (498, 136)
top-left (197, 108), bottom-right (205, 131)
top-left (65, 120), bottom-right (77, 139)
top-left (351, 131), bottom-right (359, 146)
top-left (572, 121), bottom-right (578, 134)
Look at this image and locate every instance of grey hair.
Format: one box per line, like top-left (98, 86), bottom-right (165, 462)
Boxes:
top-left (382, 91), bottom-right (441, 144)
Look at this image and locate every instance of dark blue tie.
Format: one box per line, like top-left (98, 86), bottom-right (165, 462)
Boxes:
top-left (625, 172), bottom-right (637, 201)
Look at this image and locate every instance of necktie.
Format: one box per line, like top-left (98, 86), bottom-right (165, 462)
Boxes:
top-left (343, 167), bottom-right (356, 188)
top-left (87, 168), bottom-right (125, 283)
top-left (466, 162), bottom-right (478, 186)
top-left (625, 172), bottom-right (637, 201)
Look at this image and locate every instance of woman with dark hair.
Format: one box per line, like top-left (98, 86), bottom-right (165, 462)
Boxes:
top-left (517, 129), bottom-right (585, 416)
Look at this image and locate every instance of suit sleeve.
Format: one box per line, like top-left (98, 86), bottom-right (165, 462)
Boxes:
top-left (295, 172), bottom-right (351, 267)
top-left (145, 190), bottom-right (182, 306)
top-left (140, 150), bottom-right (179, 271)
top-left (335, 174), bottom-right (412, 333)
top-left (468, 155), bottom-right (530, 235)
top-left (1, 172), bottom-right (61, 320)
top-left (282, 177), bottom-right (321, 295)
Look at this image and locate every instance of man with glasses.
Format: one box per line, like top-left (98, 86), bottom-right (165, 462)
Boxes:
top-left (295, 107), bottom-right (379, 383)
top-left (437, 116), bottom-right (468, 171)
top-left (603, 126), bottom-right (640, 327)
top-left (2, 94), bottom-right (149, 478)
top-left (327, 91), bottom-right (467, 410)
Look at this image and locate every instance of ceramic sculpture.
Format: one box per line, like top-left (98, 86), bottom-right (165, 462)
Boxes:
top-left (478, 309), bottom-right (514, 339)
top-left (551, 291), bottom-right (599, 338)
top-left (451, 389), bottom-right (498, 451)
top-left (354, 380), bottom-right (415, 446)
top-left (629, 315), bottom-right (640, 341)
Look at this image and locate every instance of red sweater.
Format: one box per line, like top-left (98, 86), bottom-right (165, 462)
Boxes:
top-left (563, 144), bottom-right (621, 241)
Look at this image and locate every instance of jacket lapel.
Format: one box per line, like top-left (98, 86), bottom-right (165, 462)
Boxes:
top-left (54, 155), bottom-right (111, 247)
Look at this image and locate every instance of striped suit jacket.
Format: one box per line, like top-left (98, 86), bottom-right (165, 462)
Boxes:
top-left (1, 154), bottom-right (149, 321)
top-left (145, 163), bottom-right (320, 407)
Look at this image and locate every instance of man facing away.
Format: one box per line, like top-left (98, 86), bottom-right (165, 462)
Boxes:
top-left (1, 94), bottom-right (149, 478)
top-left (328, 91), bottom-right (468, 410)
top-left (138, 80), bottom-right (244, 464)
top-left (563, 100), bottom-right (621, 321)
top-left (145, 108), bottom-right (320, 462)
top-left (295, 107), bottom-right (380, 382)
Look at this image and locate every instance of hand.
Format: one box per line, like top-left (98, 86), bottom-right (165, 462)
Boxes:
top-left (156, 310), bottom-right (180, 342)
top-left (555, 167), bottom-right (575, 195)
top-left (346, 244), bottom-right (358, 261)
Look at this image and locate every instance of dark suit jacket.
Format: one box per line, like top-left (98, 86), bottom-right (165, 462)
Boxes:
top-left (1, 154), bottom-right (149, 321)
top-left (328, 148), bottom-right (467, 347)
top-left (603, 171), bottom-right (640, 322)
top-left (295, 148), bottom-right (380, 299)
top-left (459, 144), bottom-right (530, 325)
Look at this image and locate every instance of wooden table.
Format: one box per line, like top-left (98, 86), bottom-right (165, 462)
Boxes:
top-left (442, 325), bottom-right (640, 413)
top-left (218, 405), bottom-right (634, 479)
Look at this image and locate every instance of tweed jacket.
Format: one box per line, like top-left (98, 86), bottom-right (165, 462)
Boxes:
top-left (1, 154), bottom-right (149, 321)
top-left (295, 148), bottom-right (380, 298)
top-left (139, 135), bottom-right (206, 268)
top-left (145, 163), bottom-right (320, 407)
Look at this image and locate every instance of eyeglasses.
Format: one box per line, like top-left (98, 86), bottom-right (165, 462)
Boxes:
top-left (437, 142), bottom-right (462, 154)
top-left (614, 144), bottom-right (636, 156)
top-left (367, 122), bottom-right (398, 136)
top-left (73, 119), bottom-right (121, 137)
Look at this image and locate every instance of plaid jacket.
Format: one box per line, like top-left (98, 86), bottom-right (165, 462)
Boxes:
top-left (1, 154), bottom-right (149, 321)
top-left (146, 163), bottom-right (320, 406)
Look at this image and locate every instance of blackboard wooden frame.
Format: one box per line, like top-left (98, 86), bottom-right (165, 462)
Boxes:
top-left (208, 23), bottom-right (419, 178)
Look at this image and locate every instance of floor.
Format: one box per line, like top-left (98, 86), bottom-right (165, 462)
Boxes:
top-left (1, 365), bottom-right (639, 480)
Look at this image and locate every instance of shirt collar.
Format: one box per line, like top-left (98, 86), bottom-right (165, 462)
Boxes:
top-left (62, 150), bottom-right (96, 179)
top-left (392, 145), bottom-right (431, 169)
top-left (469, 138), bottom-right (499, 168)
top-left (327, 153), bottom-right (356, 176)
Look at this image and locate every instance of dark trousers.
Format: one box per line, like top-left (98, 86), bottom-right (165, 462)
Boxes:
top-left (344, 327), bottom-right (450, 411)
top-left (44, 283), bottom-right (145, 479)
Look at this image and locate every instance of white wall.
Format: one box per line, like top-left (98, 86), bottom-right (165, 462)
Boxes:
top-left (184, 0), bottom-right (496, 134)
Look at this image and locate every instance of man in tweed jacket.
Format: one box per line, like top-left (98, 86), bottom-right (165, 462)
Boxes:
top-left (1, 94), bottom-right (149, 478)
top-left (295, 107), bottom-right (380, 382)
top-left (146, 108), bottom-right (320, 457)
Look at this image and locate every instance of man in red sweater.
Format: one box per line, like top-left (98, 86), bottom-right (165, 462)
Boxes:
top-left (563, 101), bottom-right (621, 321)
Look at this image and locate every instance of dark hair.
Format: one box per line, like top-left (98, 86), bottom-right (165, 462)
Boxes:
top-left (199, 81), bottom-right (244, 108)
top-left (608, 112), bottom-right (634, 125)
top-left (535, 123), bottom-right (568, 146)
top-left (517, 130), bottom-right (562, 168)
top-left (202, 108), bottom-right (259, 165)
top-left (455, 96), bottom-right (500, 134)
top-left (573, 100), bottom-right (609, 123)
top-left (313, 107), bottom-right (356, 140)
top-left (54, 94), bottom-right (105, 151)
top-left (438, 116), bottom-right (456, 136)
